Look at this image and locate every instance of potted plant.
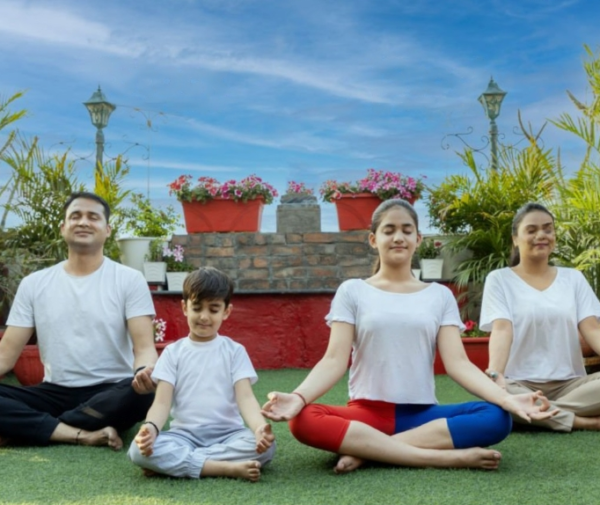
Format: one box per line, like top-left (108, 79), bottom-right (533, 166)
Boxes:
top-left (163, 244), bottom-right (194, 291)
top-left (168, 174), bottom-right (278, 233)
top-left (143, 239), bottom-right (168, 283)
top-left (418, 237), bottom-right (444, 280)
top-left (277, 181), bottom-right (320, 233)
top-left (319, 169), bottom-right (425, 230)
top-left (434, 320), bottom-right (490, 375)
top-left (117, 193), bottom-right (181, 273)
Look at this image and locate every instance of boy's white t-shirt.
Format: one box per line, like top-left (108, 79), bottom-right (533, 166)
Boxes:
top-left (480, 267), bottom-right (600, 381)
top-left (326, 279), bottom-right (463, 405)
top-left (152, 335), bottom-right (257, 434)
top-left (7, 258), bottom-right (155, 386)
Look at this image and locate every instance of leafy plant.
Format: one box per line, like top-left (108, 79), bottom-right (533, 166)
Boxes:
top-left (152, 318), bottom-right (167, 342)
top-left (285, 181), bottom-right (314, 195)
top-left (319, 168), bottom-right (425, 203)
top-left (120, 192), bottom-right (180, 237)
top-left (162, 244), bottom-right (194, 272)
top-left (168, 175), bottom-right (278, 205)
top-left (426, 137), bottom-right (558, 317)
top-left (146, 239), bottom-right (166, 262)
top-left (550, 45), bottom-right (600, 298)
top-left (461, 320), bottom-right (488, 338)
top-left (418, 238), bottom-right (443, 259)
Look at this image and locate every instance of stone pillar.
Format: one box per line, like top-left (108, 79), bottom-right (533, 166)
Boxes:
top-left (276, 194), bottom-right (321, 233)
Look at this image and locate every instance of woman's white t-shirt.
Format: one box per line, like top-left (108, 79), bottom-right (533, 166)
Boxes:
top-left (480, 267), bottom-right (600, 381)
top-left (326, 279), bottom-right (463, 405)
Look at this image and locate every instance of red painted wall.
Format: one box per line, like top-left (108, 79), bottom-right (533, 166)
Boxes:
top-left (153, 293), bottom-right (333, 369)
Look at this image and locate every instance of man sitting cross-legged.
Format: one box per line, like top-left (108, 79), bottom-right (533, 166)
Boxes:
top-left (0, 192), bottom-right (158, 449)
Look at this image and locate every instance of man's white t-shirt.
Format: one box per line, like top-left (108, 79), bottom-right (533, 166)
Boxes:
top-left (480, 267), bottom-right (600, 381)
top-left (7, 258), bottom-right (155, 387)
top-left (326, 279), bottom-right (464, 405)
top-left (152, 335), bottom-right (257, 435)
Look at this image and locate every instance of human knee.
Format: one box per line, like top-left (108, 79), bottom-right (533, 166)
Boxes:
top-left (449, 403), bottom-right (512, 448)
top-left (474, 404), bottom-right (512, 446)
top-left (289, 405), bottom-right (348, 452)
top-left (127, 441), bottom-right (146, 466)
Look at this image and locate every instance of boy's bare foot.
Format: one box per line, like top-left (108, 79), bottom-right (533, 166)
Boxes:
top-left (78, 427), bottom-right (123, 451)
top-left (201, 460), bottom-right (262, 482)
top-left (457, 448), bottom-right (502, 470)
top-left (334, 454), bottom-right (365, 474)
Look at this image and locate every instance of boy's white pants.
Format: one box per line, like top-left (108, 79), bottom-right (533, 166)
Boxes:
top-left (128, 426), bottom-right (276, 478)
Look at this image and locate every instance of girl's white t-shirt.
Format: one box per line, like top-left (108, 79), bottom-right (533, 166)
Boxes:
top-left (480, 267), bottom-right (600, 381)
top-left (326, 279), bottom-right (463, 404)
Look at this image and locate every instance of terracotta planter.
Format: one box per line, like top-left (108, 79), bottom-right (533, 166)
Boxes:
top-left (13, 345), bottom-right (44, 386)
top-left (13, 342), bottom-right (173, 386)
top-left (334, 194), bottom-right (417, 231)
top-left (181, 197), bottom-right (265, 233)
top-left (334, 194), bottom-right (382, 231)
top-left (434, 337), bottom-right (490, 375)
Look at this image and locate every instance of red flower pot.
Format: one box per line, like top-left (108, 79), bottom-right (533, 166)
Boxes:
top-left (334, 194), bottom-right (417, 231)
top-left (434, 337), bottom-right (490, 375)
top-left (181, 197), bottom-right (265, 233)
top-left (334, 194), bottom-right (383, 231)
top-left (12, 343), bottom-right (172, 386)
top-left (13, 345), bottom-right (44, 386)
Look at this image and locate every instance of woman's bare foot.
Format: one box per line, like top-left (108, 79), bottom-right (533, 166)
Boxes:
top-left (573, 415), bottom-right (600, 430)
top-left (456, 448), bottom-right (502, 470)
top-left (78, 427), bottom-right (123, 451)
top-left (334, 454), bottom-right (365, 474)
top-left (201, 460), bottom-right (262, 482)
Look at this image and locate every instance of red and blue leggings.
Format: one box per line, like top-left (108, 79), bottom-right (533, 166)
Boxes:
top-left (289, 399), bottom-right (512, 453)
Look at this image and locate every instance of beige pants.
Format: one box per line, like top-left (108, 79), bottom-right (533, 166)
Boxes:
top-left (506, 372), bottom-right (600, 432)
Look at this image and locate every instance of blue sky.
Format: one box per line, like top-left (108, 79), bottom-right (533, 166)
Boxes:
top-left (0, 0), bottom-right (598, 232)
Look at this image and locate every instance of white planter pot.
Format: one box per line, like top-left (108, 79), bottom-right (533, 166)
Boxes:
top-left (117, 237), bottom-right (155, 273)
top-left (167, 272), bottom-right (189, 292)
top-left (143, 262), bottom-right (167, 283)
top-left (412, 269), bottom-right (421, 280)
top-left (420, 259), bottom-right (444, 280)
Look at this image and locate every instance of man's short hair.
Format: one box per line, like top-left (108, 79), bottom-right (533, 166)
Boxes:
top-left (63, 192), bottom-right (111, 221)
top-left (182, 267), bottom-right (234, 306)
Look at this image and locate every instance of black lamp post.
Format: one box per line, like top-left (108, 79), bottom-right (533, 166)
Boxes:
top-left (83, 86), bottom-right (116, 170)
top-left (478, 78), bottom-right (507, 170)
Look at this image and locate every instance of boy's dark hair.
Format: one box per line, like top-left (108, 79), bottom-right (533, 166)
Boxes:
top-left (182, 267), bottom-right (234, 306)
top-left (63, 192), bottom-right (111, 221)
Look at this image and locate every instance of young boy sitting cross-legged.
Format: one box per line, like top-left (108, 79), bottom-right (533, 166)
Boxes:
top-left (128, 267), bottom-right (276, 482)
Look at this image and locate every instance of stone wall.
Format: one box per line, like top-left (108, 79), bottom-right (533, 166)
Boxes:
top-left (171, 231), bottom-right (377, 292)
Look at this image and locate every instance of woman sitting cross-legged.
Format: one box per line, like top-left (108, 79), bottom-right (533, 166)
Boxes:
top-left (481, 202), bottom-right (600, 432)
top-left (262, 199), bottom-right (556, 473)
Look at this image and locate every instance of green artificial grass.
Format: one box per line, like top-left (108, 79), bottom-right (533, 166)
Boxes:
top-left (0, 370), bottom-right (598, 505)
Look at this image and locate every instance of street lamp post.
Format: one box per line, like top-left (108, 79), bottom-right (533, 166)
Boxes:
top-left (83, 86), bottom-right (116, 170)
top-left (478, 78), bottom-right (507, 170)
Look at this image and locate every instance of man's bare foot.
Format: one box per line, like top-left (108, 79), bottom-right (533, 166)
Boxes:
top-left (142, 468), bottom-right (159, 477)
top-left (457, 448), bottom-right (502, 470)
top-left (78, 427), bottom-right (123, 451)
top-left (201, 460), bottom-right (262, 482)
top-left (334, 454), bottom-right (365, 474)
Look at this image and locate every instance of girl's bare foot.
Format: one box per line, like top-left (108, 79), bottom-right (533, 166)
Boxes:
top-left (78, 427), bottom-right (123, 451)
top-left (457, 448), bottom-right (502, 470)
top-left (201, 460), bottom-right (262, 482)
top-left (334, 454), bottom-right (365, 474)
